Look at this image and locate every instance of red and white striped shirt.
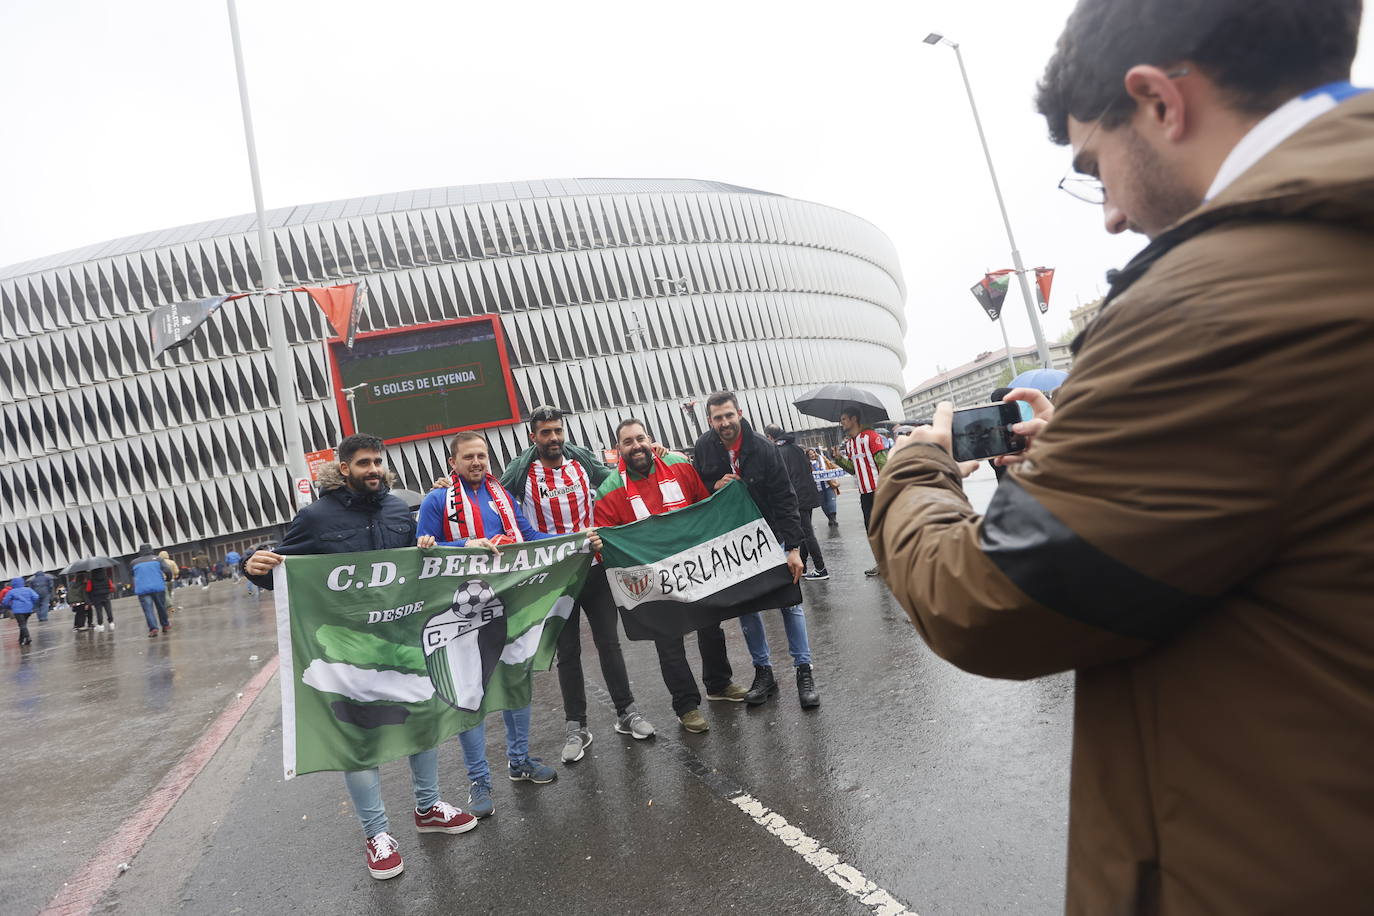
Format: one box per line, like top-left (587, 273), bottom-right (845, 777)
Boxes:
top-left (842, 429), bottom-right (887, 494)
top-left (523, 460), bottom-right (594, 535)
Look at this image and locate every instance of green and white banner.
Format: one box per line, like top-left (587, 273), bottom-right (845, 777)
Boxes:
top-left (272, 535), bottom-right (591, 778)
top-left (598, 481), bottom-right (802, 640)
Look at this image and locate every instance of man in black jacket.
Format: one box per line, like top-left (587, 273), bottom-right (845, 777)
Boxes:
top-left (763, 425), bottom-right (828, 580)
top-left (693, 392), bottom-right (820, 709)
top-left (243, 434), bottom-right (476, 880)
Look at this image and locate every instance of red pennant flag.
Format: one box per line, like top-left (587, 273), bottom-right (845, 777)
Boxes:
top-left (1033, 267), bottom-right (1055, 314)
top-left (298, 284), bottom-right (365, 347)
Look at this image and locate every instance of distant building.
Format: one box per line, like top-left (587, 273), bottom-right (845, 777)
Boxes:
top-left (1069, 297), bottom-right (1104, 335)
top-left (901, 342), bottom-right (1073, 418)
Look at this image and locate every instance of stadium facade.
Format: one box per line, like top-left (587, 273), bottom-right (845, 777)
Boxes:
top-left (0, 178), bottom-right (906, 579)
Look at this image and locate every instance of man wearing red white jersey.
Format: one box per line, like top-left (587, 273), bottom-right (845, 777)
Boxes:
top-left (499, 406), bottom-right (656, 764)
top-left (833, 406), bottom-right (889, 577)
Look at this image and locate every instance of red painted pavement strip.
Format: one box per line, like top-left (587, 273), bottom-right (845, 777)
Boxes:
top-left (42, 656), bottom-right (280, 916)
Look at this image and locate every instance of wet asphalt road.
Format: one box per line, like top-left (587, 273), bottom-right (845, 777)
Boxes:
top-left (2, 469), bottom-right (1073, 915)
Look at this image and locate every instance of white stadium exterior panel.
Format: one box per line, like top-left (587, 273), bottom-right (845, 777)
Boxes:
top-left (0, 178), bottom-right (906, 578)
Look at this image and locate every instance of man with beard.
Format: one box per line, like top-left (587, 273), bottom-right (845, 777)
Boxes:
top-left (245, 434), bottom-right (477, 881)
top-left (692, 393), bottom-right (818, 709)
top-left (872, 0), bottom-right (1372, 909)
top-left (498, 405), bottom-right (656, 764)
top-left (595, 418), bottom-right (748, 733)
top-left (418, 431), bottom-right (601, 816)
top-left (833, 406), bottom-right (888, 577)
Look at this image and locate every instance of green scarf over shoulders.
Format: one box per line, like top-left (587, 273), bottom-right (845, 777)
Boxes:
top-left (499, 441), bottom-right (612, 501)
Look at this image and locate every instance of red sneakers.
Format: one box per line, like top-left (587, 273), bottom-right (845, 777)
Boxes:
top-left (414, 800), bottom-right (477, 834)
top-left (365, 831), bottom-right (403, 879)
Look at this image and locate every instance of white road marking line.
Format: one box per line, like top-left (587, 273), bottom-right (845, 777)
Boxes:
top-left (731, 793), bottom-right (919, 916)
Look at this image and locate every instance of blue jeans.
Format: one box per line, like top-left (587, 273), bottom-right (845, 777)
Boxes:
top-left (458, 705), bottom-right (531, 784)
top-left (137, 592), bottom-right (169, 630)
top-left (817, 484), bottom-right (837, 520)
top-left (739, 605), bottom-right (812, 667)
top-left (35, 594), bottom-right (51, 622)
top-left (342, 748), bottom-right (440, 838)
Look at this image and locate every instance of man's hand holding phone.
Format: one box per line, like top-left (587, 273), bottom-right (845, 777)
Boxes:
top-left (892, 403), bottom-right (981, 477)
top-left (995, 388), bottom-right (1055, 468)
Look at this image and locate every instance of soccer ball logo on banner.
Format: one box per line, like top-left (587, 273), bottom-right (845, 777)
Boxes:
top-left (421, 579), bottom-right (508, 712)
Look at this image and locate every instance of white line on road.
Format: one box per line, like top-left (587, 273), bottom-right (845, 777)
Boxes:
top-left (730, 793), bottom-right (919, 916)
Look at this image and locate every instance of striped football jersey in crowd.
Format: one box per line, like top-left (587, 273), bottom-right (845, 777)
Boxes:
top-left (842, 429), bottom-right (887, 494)
top-left (523, 460), bottom-right (594, 534)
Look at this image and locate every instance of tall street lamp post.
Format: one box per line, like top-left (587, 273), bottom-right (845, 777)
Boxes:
top-left (227, 0), bottom-right (313, 508)
top-left (925, 31), bottom-right (1054, 369)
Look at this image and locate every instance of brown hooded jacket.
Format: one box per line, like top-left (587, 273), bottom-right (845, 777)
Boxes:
top-left (871, 92), bottom-right (1374, 913)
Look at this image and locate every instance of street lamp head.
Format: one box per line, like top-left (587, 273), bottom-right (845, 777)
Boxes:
top-left (923, 32), bottom-right (943, 44)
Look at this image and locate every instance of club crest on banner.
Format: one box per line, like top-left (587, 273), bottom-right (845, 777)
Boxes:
top-left (422, 579), bottom-right (508, 713)
top-left (616, 568), bottom-right (654, 601)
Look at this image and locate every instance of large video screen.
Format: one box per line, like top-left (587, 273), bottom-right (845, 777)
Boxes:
top-left (328, 316), bottom-right (520, 444)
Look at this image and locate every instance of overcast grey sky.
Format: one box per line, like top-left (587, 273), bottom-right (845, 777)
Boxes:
top-left (3, 0), bottom-right (1371, 390)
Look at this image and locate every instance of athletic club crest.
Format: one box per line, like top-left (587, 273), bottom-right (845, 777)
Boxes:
top-left (616, 569), bottom-right (654, 601)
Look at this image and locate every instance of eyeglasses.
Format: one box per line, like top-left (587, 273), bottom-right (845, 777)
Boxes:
top-left (1056, 67), bottom-right (1191, 206)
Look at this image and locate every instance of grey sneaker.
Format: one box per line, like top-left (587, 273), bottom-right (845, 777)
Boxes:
top-left (467, 780), bottom-right (495, 818)
top-left (613, 709), bottom-right (656, 740)
top-left (509, 756), bottom-right (557, 784)
top-left (561, 721), bottom-right (592, 763)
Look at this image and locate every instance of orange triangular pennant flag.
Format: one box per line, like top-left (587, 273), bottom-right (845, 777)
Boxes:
top-left (298, 284), bottom-right (364, 346)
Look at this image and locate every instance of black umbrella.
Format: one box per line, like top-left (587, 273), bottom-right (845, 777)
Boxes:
top-left (62, 556), bottom-right (116, 575)
top-left (793, 384), bottom-right (889, 423)
top-left (392, 489), bottom-right (427, 511)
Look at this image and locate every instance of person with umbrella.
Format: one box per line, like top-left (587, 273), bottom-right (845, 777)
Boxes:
top-left (833, 406), bottom-right (890, 577)
top-left (64, 557), bottom-right (117, 631)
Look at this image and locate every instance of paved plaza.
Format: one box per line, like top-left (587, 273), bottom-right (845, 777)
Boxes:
top-left (3, 477), bottom-right (1073, 916)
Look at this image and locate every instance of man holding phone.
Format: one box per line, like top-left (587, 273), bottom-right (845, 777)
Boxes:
top-left (871, 0), bottom-right (1373, 911)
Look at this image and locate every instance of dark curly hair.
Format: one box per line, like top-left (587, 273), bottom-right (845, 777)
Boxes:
top-left (337, 433), bottom-right (385, 464)
top-left (1035, 0), bottom-right (1363, 144)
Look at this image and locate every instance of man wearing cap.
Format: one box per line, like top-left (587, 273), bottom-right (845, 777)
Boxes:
top-left (500, 406), bottom-right (656, 764)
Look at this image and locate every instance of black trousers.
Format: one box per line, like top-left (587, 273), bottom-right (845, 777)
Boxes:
top-left (14, 613), bottom-right (30, 642)
top-left (798, 508), bottom-right (826, 572)
top-left (556, 566), bottom-right (635, 724)
top-left (90, 597), bottom-right (113, 624)
top-left (73, 603), bottom-right (93, 629)
top-left (860, 491), bottom-right (875, 533)
top-left (652, 624), bottom-right (733, 715)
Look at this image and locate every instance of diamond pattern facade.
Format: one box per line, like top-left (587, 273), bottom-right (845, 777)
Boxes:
top-left (0, 178), bottom-right (906, 578)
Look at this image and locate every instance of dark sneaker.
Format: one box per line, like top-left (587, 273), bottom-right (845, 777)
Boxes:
top-left (864, 567), bottom-right (880, 577)
top-left (509, 757), bottom-right (557, 784)
top-left (745, 665), bottom-right (778, 706)
top-left (365, 831), bottom-right (404, 880)
top-left (796, 664), bottom-right (821, 709)
top-left (561, 721), bottom-right (592, 763)
top-left (414, 800), bottom-right (477, 835)
top-left (678, 709), bottom-right (709, 733)
top-left (162, 624), bottom-right (172, 633)
top-left (467, 780), bottom-right (495, 818)
top-left (803, 569), bottom-right (830, 581)
top-left (705, 683), bottom-right (748, 702)
top-left (614, 710), bottom-right (656, 739)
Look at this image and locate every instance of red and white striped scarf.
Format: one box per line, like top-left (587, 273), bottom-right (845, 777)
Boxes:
top-left (443, 472), bottom-right (523, 543)
top-left (619, 453), bottom-right (690, 521)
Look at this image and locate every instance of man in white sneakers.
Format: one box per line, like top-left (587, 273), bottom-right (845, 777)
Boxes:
top-left (499, 406), bottom-right (655, 764)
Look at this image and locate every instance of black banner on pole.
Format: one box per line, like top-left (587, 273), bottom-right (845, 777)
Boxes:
top-left (149, 296), bottom-right (228, 359)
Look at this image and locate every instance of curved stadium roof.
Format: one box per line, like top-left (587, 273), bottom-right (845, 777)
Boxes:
top-left (1, 178), bottom-right (779, 281)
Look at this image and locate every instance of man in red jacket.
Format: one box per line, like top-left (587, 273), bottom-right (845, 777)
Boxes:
top-left (594, 418), bottom-right (747, 733)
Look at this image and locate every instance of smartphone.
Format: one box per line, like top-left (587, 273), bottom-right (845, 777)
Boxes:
top-left (949, 401), bottom-right (1034, 462)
